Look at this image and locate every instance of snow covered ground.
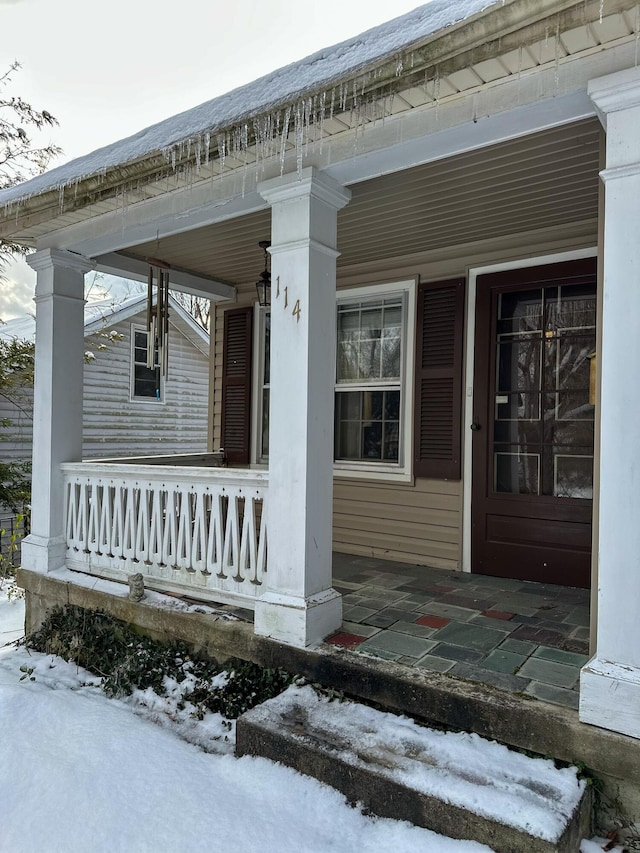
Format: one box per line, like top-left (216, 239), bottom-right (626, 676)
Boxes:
top-left (0, 585), bottom-right (623, 852)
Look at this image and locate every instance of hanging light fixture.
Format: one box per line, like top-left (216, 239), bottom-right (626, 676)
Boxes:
top-left (255, 240), bottom-right (271, 307)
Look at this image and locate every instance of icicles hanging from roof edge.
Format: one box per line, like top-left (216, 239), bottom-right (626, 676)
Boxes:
top-left (22, 64), bottom-right (429, 219)
top-left (554, 17), bottom-right (561, 90)
top-left (279, 106), bottom-right (291, 175)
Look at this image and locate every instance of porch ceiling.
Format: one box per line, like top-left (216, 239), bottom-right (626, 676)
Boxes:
top-left (124, 117), bottom-right (600, 286)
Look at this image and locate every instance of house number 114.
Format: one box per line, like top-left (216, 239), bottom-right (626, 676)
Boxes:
top-left (276, 277), bottom-right (302, 323)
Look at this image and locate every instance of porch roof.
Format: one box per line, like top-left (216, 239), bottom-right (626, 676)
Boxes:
top-left (0, 0), bottom-right (498, 213)
top-left (0, 0), bottom-right (627, 250)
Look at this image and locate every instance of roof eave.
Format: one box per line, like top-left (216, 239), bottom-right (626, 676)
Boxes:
top-left (0, 0), bottom-right (602, 243)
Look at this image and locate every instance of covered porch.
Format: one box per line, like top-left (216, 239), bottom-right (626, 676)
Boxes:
top-left (3, 0), bottom-right (640, 752)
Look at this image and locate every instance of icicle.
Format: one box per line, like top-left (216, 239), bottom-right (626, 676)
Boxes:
top-left (518, 44), bottom-right (523, 80)
top-left (294, 101), bottom-right (304, 178)
top-left (340, 82), bottom-right (348, 111)
top-left (304, 96), bottom-right (312, 157)
top-left (396, 54), bottom-right (404, 76)
top-left (58, 185), bottom-right (65, 212)
top-left (554, 20), bottom-right (561, 90)
top-left (599, 0), bottom-right (604, 25)
top-left (217, 134), bottom-right (226, 174)
top-left (279, 106), bottom-right (291, 174)
top-left (171, 148), bottom-right (177, 171)
top-left (318, 91), bottom-right (326, 153)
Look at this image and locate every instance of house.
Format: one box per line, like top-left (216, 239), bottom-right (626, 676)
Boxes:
top-left (1, 0), bottom-right (639, 783)
top-left (0, 293), bottom-right (211, 462)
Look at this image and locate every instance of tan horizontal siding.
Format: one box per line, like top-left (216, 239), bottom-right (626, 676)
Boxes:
top-left (210, 219), bottom-right (598, 574)
top-left (333, 477), bottom-right (462, 569)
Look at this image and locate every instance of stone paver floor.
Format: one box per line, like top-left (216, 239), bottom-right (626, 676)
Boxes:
top-left (325, 554), bottom-right (590, 711)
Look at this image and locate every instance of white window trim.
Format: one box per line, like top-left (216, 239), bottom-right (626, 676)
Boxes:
top-left (130, 324), bottom-right (165, 404)
top-left (333, 279), bottom-right (416, 483)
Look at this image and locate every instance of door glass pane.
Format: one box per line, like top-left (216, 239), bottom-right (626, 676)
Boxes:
top-left (495, 452), bottom-right (540, 495)
top-left (554, 453), bottom-right (593, 499)
top-left (497, 289), bottom-right (543, 336)
top-left (492, 281), bottom-right (596, 497)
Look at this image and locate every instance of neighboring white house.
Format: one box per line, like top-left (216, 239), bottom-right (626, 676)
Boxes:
top-left (0, 293), bottom-right (210, 461)
top-left (1, 0), bottom-right (640, 751)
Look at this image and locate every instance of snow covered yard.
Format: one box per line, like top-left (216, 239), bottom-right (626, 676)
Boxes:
top-left (0, 587), bottom-right (625, 852)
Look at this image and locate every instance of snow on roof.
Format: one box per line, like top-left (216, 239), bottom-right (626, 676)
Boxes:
top-left (0, 293), bottom-right (209, 346)
top-left (0, 0), bottom-right (496, 209)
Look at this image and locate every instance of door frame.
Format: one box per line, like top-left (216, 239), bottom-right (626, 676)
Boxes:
top-left (461, 247), bottom-right (597, 573)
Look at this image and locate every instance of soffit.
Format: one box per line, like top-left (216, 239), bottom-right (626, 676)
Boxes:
top-left (124, 117), bottom-right (600, 285)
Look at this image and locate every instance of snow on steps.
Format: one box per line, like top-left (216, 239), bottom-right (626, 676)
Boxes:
top-left (236, 685), bottom-right (591, 853)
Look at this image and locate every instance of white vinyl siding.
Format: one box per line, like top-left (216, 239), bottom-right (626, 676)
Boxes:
top-left (83, 313), bottom-right (208, 458)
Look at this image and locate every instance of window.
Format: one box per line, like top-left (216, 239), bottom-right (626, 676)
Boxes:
top-left (334, 281), bottom-right (415, 477)
top-left (253, 307), bottom-right (270, 462)
top-left (131, 326), bottom-right (162, 401)
top-left (249, 282), bottom-right (415, 477)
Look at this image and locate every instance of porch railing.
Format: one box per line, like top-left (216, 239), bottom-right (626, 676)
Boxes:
top-left (61, 462), bottom-right (268, 608)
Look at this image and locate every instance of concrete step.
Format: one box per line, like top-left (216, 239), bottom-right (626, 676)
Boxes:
top-left (236, 685), bottom-right (592, 853)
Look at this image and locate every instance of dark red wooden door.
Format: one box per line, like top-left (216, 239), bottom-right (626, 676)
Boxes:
top-left (471, 259), bottom-right (596, 588)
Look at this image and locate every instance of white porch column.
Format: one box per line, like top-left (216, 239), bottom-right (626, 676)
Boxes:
top-left (580, 68), bottom-right (640, 738)
top-left (21, 249), bottom-right (93, 573)
top-left (254, 168), bottom-right (351, 647)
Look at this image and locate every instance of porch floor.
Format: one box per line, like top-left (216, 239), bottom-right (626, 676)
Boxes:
top-left (326, 554), bottom-right (590, 711)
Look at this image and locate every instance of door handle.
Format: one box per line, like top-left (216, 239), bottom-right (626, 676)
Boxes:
top-left (470, 421), bottom-right (481, 431)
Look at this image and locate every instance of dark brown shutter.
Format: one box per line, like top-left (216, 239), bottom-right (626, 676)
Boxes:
top-left (221, 307), bottom-right (253, 465)
top-left (414, 278), bottom-right (465, 480)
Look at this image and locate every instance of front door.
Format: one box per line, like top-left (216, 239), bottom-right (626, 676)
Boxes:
top-left (471, 258), bottom-right (596, 588)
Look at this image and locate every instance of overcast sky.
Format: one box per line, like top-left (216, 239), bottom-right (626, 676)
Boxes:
top-left (0, 0), bottom-right (424, 322)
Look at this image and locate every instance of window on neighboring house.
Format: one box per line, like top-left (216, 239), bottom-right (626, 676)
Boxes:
top-left (131, 326), bottom-right (162, 401)
top-left (334, 281), bottom-right (415, 476)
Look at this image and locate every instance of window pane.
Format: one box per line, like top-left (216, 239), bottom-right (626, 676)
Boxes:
top-left (134, 364), bottom-right (159, 398)
top-left (335, 389), bottom-right (400, 463)
top-left (381, 336), bottom-right (401, 378)
top-left (261, 388), bottom-right (269, 457)
top-left (263, 312), bottom-right (271, 385)
top-left (383, 419), bottom-right (400, 461)
top-left (133, 328), bottom-right (160, 399)
top-left (357, 340), bottom-right (379, 380)
top-left (338, 420), bottom-right (362, 460)
top-left (336, 296), bottom-right (403, 384)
